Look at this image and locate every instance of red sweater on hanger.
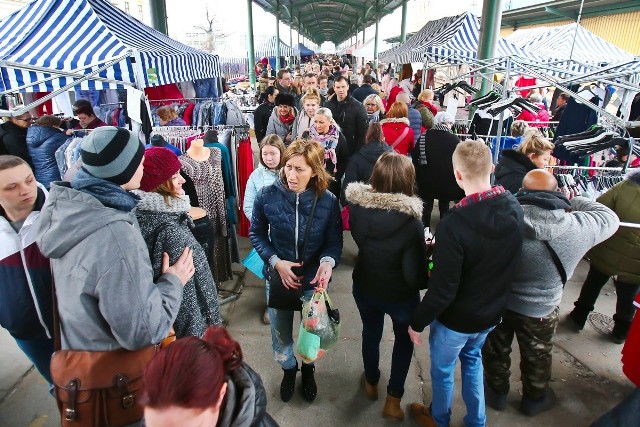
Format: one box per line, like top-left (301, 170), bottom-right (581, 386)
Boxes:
top-left (237, 137), bottom-right (254, 237)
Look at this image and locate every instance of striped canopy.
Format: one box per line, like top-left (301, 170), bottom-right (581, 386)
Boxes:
top-left (255, 36), bottom-right (298, 58)
top-left (379, 12), bottom-right (528, 64)
top-left (0, 0), bottom-right (221, 92)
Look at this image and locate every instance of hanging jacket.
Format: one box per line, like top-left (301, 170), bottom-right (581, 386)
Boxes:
top-left (341, 141), bottom-right (392, 205)
top-left (249, 179), bottom-right (343, 292)
top-left (134, 191), bottom-right (222, 338)
top-left (380, 117), bottom-right (415, 156)
top-left (266, 109), bottom-right (294, 141)
top-left (35, 182), bottom-right (183, 351)
top-left (347, 183), bottom-right (428, 302)
top-left (0, 185), bottom-right (53, 340)
top-left (0, 121), bottom-right (31, 166)
top-left (588, 169), bottom-right (640, 285)
top-left (243, 165), bottom-right (279, 221)
top-left (26, 125), bottom-right (69, 188)
top-left (253, 102), bottom-right (275, 143)
top-left (494, 149), bottom-right (538, 194)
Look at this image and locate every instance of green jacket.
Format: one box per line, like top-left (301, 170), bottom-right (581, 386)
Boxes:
top-left (413, 102), bottom-right (434, 130)
top-left (589, 171), bottom-right (640, 284)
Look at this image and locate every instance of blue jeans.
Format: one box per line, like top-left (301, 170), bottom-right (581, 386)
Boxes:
top-left (353, 285), bottom-right (419, 397)
top-left (14, 337), bottom-right (55, 385)
top-left (265, 281), bottom-right (314, 369)
top-left (429, 320), bottom-right (493, 427)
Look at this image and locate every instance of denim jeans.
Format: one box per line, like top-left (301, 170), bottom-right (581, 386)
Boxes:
top-left (265, 281), bottom-right (314, 369)
top-left (14, 337), bottom-right (54, 385)
top-left (353, 285), bottom-right (419, 397)
top-left (591, 388), bottom-right (640, 427)
top-left (429, 320), bottom-right (494, 427)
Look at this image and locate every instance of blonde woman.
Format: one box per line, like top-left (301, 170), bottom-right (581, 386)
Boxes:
top-left (363, 94), bottom-right (385, 125)
top-left (292, 88), bottom-right (321, 140)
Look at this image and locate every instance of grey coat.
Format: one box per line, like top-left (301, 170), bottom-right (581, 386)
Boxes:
top-left (508, 196), bottom-right (619, 318)
top-left (35, 183), bottom-right (183, 351)
top-left (266, 109), bottom-right (293, 141)
top-left (134, 191), bottom-right (221, 338)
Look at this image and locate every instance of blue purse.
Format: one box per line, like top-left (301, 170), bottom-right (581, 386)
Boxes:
top-left (242, 248), bottom-right (265, 280)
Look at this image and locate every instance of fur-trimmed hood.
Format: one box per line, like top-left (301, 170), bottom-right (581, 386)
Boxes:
top-left (346, 182), bottom-right (422, 219)
top-left (380, 117), bottom-right (410, 126)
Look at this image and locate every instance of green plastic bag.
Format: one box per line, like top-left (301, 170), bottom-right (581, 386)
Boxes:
top-left (296, 288), bottom-right (341, 363)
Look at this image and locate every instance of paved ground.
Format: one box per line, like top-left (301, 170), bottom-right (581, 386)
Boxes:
top-left (0, 229), bottom-right (635, 427)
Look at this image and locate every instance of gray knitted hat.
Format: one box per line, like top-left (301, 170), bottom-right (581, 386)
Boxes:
top-left (80, 126), bottom-right (145, 185)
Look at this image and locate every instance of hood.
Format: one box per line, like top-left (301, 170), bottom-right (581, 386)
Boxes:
top-left (218, 364), bottom-right (268, 427)
top-left (520, 204), bottom-right (575, 240)
top-left (359, 142), bottom-right (392, 163)
top-left (627, 167), bottom-right (640, 185)
top-left (380, 117), bottom-right (410, 126)
top-left (495, 149), bottom-right (536, 179)
top-left (450, 192), bottom-right (523, 238)
top-left (36, 182), bottom-right (136, 259)
top-left (346, 182), bottom-right (422, 238)
top-left (26, 125), bottom-right (65, 148)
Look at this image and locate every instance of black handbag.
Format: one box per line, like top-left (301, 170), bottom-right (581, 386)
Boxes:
top-left (267, 196), bottom-right (318, 311)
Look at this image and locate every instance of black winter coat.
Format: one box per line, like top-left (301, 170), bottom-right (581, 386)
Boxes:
top-left (347, 183), bottom-right (428, 302)
top-left (253, 102), bottom-right (275, 143)
top-left (494, 149), bottom-right (537, 194)
top-left (0, 121), bottom-right (31, 166)
top-left (341, 142), bottom-right (392, 205)
top-left (26, 125), bottom-right (68, 188)
top-left (325, 95), bottom-right (368, 156)
top-left (411, 191), bottom-right (524, 333)
top-left (413, 126), bottom-right (465, 201)
top-left (249, 179), bottom-right (343, 291)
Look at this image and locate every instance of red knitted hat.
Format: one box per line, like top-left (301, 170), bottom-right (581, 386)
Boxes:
top-left (140, 147), bottom-right (182, 192)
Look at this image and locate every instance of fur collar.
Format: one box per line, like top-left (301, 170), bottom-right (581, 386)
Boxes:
top-left (133, 190), bottom-right (191, 213)
top-left (345, 182), bottom-right (423, 219)
top-left (380, 117), bottom-right (410, 126)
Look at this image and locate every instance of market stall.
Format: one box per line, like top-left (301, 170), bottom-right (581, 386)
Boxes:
top-left (255, 36), bottom-right (298, 70)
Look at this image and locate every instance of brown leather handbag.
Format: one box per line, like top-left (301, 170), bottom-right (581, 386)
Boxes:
top-left (50, 275), bottom-right (157, 427)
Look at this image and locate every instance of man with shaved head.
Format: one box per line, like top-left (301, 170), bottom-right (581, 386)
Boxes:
top-left (483, 169), bottom-right (619, 417)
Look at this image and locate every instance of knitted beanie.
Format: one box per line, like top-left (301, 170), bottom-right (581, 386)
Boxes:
top-left (80, 126), bottom-right (145, 185)
top-left (139, 147), bottom-right (182, 192)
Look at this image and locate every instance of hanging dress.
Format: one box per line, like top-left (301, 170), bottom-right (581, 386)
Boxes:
top-left (180, 148), bottom-right (233, 283)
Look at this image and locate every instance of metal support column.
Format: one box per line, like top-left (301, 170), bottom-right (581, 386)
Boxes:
top-left (476, 0), bottom-right (504, 97)
top-left (400, 0), bottom-right (408, 43)
top-left (493, 56), bottom-right (510, 165)
top-left (149, 0), bottom-right (168, 35)
top-left (373, 8), bottom-right (380, 68)
top-left (275, 1), bottom-right (281, 70)
top-left (361, 26), bottom-right (366, 68)
top-left (246, 0), bottom-right (256, 87)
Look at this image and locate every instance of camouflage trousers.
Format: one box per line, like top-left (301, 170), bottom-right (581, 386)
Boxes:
top-left (482, 307), bottom-right (559, 400)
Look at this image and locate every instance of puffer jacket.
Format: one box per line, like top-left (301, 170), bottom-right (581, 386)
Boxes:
top-left (406, 103), bottom-right (423, 144)
top-left (380, 117), bottom-right (415, 156)
top-left (218, 363), bottom-right (279, 427)
top-left (243, 165), bottom-right (279, 221)
top-left (531, 103), bottom-right (550, 128)
top-left (249, 179), bottom-right (343, 291)
top-left (134, 191), bottom-right (221, 338)
top-left (266, 109), bottom-right (294, 141)
top-left (347, 183), bottom-right (428, 302)
top-left (494, 149), bottom-right (537, 194)
top-left (413, 101), bottom-right (435, 130)
top-left (36, 182), bottom-right (183, 351)
top-left (0, 185), bottom-right (53, 340)
top-left (589, 169), bottom-right (640, 284)
top-left (26, 125), bottom-right (68, 188)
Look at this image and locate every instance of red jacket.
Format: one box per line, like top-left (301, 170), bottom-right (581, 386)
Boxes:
top-left (381, 118), bottom-right (415, 155)
top-left (516, 109), bottom-right (536, 123)
top-left (622, 293), bottom-right (640, 387)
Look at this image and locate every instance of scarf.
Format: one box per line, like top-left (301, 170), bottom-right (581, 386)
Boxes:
top-left (279, 113), bottom-right (295, 126)
top-left (516, 190), bottom-right (571, 211)
top-left (309, 124), bottom-right (339, 173)
top-left (71, 168), bottom-right (140, 212)
top-left (416, 123), bottom-right (451, 166)
top-left (367, 110), bottom-right (381, 124)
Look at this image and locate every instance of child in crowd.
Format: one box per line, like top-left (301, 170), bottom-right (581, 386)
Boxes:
top-left (407, 140), bottom-right (525, 427)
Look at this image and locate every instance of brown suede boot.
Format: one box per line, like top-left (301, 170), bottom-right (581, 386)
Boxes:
top-left (362, 373), bottom-right (378, 401)
top-left (382, 395), bottom-right (405, 421)
top-left (409, 402), bottom-right (437, 427)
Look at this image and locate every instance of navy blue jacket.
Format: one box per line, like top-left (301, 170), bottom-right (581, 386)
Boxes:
top-left (27, 125), bottom-right (68, 188)
top-left (249, 179), bottom-right (343, 291)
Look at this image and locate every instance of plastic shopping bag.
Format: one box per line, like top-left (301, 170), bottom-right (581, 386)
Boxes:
top-left (296, 288), bottom-right (341, 363)
top-left (242, 248), bottom-right (265, 280)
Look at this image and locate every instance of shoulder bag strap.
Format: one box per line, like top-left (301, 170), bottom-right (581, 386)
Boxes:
top-left (298, 195), bottom-right (318, 262)
top-left (50, 263), bottom-right (61, 351)
top-left (391, 127), bottom-right (410, 149)
top-left (542, 241), bottom-right (567, 286)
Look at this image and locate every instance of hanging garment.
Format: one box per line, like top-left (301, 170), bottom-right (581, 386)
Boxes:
top-left (180, 149), bottom-right (233, 283)
top-left (237, 137), bottom-right (254, 237)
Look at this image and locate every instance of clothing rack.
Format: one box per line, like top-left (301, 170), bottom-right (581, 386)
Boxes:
top-left (546, 165), bottom-right (624, 172)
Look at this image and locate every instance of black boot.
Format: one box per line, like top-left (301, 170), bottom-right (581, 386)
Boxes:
top-left (520, 388), bottom-right (556, 417)
top-left (300, 363), bottom-right (317, 402)
top-left (280, 362), bottom-right (298, 402)
top-left (568, 306), bottom-right (590, 331)
top-left (484, 384), bottom-right (507, 411)
top-left (611, 316), bottom-right (632, 344)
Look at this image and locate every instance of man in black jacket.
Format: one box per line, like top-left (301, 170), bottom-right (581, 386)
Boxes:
top-left (352, 74), bottom-right (378, 104)
top-left (325, 76), bottom-right (368, 157)
top-left (407, 140), bottom-right (524, 427)
top-left (0, 110), bottom-right (34, 167)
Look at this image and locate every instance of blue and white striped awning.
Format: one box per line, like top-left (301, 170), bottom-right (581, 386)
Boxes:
top-left (0, 0), bottom-right (221, 92)
top-left (255, 36), bottom-right (299, 58)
